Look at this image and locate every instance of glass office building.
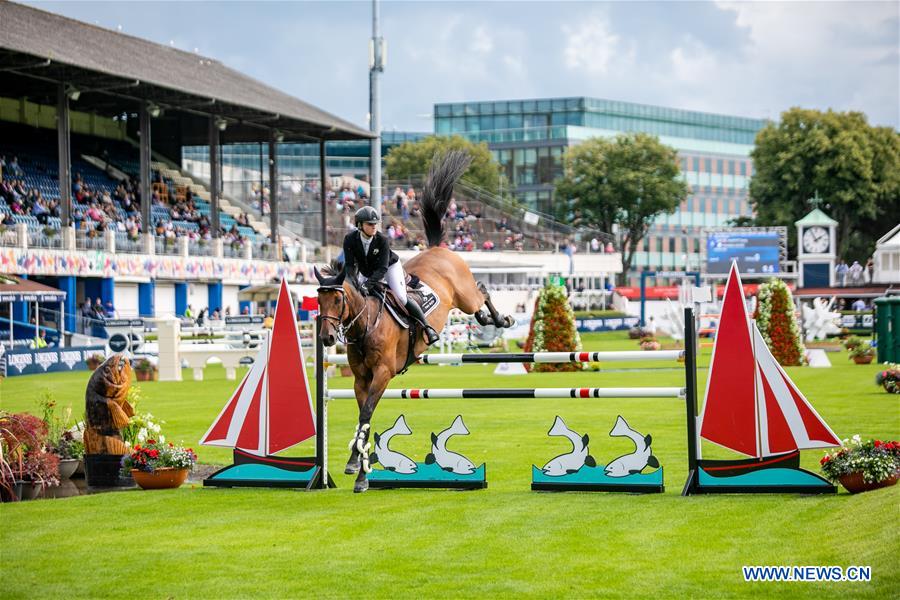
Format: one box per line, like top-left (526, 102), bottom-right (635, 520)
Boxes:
top-left (182, 130), bottom-right (427, 183)
top-left (433, 97), bottom-right (769, 281)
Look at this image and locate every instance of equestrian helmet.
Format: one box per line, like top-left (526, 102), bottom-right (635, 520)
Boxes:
top-left (355, 206), bottom-right (381, 226)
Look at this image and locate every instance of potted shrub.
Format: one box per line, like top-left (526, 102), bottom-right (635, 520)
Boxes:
top-left (875, 364), bottom-right (900, 394)
top-left (1, 412), bottom-right (30, 502)
top-left (0, 412), bottom-right (59, 500)
top-left (639, 336), bottom-right (661, 351)
top-left (122, 439), bottom-right (197, 490)
top-left (848, 342), bottom-right (875, 365)
top-left (85, 353), bottom-right (105, 371)
top-left (133, 358), bottom-right (158, 381)
top-left (842, 335), bottom-right (863, 351)
top-left (40, 394), bottom-right (81, 480)
top-left (820, 436), bottom-right (900, 494)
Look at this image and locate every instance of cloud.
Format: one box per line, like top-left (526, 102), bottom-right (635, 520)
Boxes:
top-left (562, 15), bottom-right (621, 75)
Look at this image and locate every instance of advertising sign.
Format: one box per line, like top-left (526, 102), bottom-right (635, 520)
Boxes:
top-left (706, 230), bottom-right (781, 275)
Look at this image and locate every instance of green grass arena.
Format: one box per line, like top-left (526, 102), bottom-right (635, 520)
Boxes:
top-left (1, 331), bottom-right (898, 598)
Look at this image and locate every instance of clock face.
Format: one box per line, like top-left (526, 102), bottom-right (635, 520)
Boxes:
top-left (802, 226), bottom-right (830, 254)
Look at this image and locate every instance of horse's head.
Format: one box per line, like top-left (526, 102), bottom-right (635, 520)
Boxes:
top-left (315, 266), bottom-right (347, 347)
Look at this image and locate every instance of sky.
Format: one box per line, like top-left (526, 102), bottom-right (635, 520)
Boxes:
top-left (23, 0), bottom-right (900, 131)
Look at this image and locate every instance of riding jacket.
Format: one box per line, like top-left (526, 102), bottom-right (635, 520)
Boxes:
top-left (342, 229), bottom-right (399, 282)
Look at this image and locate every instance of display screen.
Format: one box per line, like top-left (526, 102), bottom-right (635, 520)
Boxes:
top-left (706, 230), bottom-right (781, 274)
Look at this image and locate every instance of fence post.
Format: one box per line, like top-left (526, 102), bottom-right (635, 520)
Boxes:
top-left (681, 306), bottom-right (699, 496)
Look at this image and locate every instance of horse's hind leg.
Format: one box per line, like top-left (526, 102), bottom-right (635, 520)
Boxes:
top-left (477, 282), bottom-right (515, 328)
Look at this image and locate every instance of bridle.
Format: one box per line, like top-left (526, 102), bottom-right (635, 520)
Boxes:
top-left (317, 284), bottom-right (383, 346)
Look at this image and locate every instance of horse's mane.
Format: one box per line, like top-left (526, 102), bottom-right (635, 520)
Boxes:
top-left (421, 151), bottom-right (472, 247)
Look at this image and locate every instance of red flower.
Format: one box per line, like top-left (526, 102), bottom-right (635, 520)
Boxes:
top-left (149, 449), bottom-right (159, 458)
top-left (146, 439), bottom-right (156, 445)
top-left (820, 455), bottom-right (830, 465)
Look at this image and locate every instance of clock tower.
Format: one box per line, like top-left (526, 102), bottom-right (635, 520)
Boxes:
top-left (795, 202), bottom-right (838, 288)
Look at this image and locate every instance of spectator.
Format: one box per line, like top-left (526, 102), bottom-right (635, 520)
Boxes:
top-left (184, 304), bottom-right (193, 320)
top-left (865, 257), bottom-right (874, 283)
top-left (590, 238), bottom-right (601, 253)
top-left (93, 298), bottom-right (106, 319)
top-left (30, 329), bottom-right (48, 349)
top-left (851, 298), bottom-right (867, 312)
top-left (835, 261), bottom-right (848, 286)
top-left (105, 301), bottom-right (116, 318)
top-left (848, 261), bottom-right (864, 286)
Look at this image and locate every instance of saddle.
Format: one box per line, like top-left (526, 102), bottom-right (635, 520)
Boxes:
top-left (377, 275), bottom-right (440, 330)
top-left (369, 275), bottom-right (441, 375)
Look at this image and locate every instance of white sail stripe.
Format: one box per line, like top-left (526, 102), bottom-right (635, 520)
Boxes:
top-left (756, 357), bottom-right (769, 457)
top-left (753, 325), bottom-right (813, 451)
top-left (228, 341), bottom-right (268, 451)
top-left (755, 326), bottom-right (840, 449)
top-left (199, 366), bottom-right (252, 446)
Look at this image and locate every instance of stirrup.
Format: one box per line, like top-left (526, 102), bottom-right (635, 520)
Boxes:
top-left (424, 327), bottom-right (440, 345)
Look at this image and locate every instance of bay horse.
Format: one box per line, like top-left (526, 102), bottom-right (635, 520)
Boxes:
top-left (315, 151), bottom-right (514, 492)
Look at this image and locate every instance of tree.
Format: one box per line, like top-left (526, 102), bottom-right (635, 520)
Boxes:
top-left (555, 133), bottom-right (688, 285)
top-left (384, 135), bottom-right (503, 195)
top-left (750, 108), bottom-right (900, 261)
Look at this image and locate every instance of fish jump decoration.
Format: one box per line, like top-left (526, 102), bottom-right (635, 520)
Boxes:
top-left (367, 414), bottom-right (487, 489)
top-left (531, 415), bottom-right (664, 493)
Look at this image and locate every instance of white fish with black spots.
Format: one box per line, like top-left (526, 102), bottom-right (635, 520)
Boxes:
top-left (369, 415), bottom-right (417, 474)
top-left (604, 415), bottom-right (659, 477)
top-left (425, 415), bottom-right (476, 474)
top-left (541, 416), bottom-right (596, 476)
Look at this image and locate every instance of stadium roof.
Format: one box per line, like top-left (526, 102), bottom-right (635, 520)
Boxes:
top-left (0, 1), bottom-right (373, 143)
top-left (0, 274), bottom-right (67, 302)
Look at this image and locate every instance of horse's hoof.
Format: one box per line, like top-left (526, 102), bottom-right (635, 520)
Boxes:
top-left (504, 316), bottom-right (516, 328)
top-left (344, 463), bottom-right (360, 475)
top-left (353, 479), bottom-right (369, 493)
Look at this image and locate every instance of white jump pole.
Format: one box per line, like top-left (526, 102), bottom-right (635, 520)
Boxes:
top-left (325, 350), bottom-right (683, 366)
top-left (326, 387), bottom-right (685, 399)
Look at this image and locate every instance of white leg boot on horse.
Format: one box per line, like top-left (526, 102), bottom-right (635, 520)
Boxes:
top-left (315, 151), bottom-right (516, 492)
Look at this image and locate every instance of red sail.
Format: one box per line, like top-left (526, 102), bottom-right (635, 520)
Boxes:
top-left (266, 279), bottom-right (316, 454)
top-left (699, 263), bottom-right (759, 457)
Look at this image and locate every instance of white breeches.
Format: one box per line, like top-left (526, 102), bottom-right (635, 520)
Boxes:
top-left (357, 261), bottom-right (407, 304)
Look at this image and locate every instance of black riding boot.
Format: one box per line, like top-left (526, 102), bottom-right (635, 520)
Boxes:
top-left (405, 299), bottom-right (440, 345)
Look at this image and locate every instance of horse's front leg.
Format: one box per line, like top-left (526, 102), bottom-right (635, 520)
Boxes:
top-left (345, 375), bottom-right (371, 475)
top-left (353, 365), bottom-right (393, 494)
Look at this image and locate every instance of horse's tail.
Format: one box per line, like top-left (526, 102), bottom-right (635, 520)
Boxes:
top-left (421, 151), bottom-right (472, 247)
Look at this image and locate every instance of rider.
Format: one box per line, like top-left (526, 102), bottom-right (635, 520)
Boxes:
top-left (343, 206), bottom-right (440, 345)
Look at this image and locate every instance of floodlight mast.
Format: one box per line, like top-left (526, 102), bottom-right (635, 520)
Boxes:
top-left (369, 0), bottom-right (385, 212)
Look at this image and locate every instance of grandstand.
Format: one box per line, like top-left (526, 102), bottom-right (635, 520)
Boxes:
top-left (0, 0), bottom-right (371, 351)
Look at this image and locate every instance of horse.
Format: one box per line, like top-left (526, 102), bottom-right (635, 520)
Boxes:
top-left (315, 151), bottom-right (515, 492)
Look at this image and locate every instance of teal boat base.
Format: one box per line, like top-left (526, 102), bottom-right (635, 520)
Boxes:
top-left (531, 464), bottom-right (664, 493)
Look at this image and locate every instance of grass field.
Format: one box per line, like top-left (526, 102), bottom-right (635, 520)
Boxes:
top-left (1, 331), bottom-right (898, 598)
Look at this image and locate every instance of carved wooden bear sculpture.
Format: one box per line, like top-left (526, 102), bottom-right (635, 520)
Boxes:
top-left (84, 354), bottom-right (134, 455)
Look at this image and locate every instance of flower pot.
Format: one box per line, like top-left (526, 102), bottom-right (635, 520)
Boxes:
top-left (73, 459), bottom-right (85, 477)
top-left (85, 453), bottom-right (133, 488)
top-left (131, 467), bottom-right (189, 490)
top-left (20, 481), bottom-right (44, 500)
top-left (57, 458), bottom-right (79, 480)
top-left (1, 480), bottom-right (25, 502)
top-left (852, 355), bottom-right (874, 365)
top-left (838, 471), bottom-right (900, 494)
top-left (135, 369), bottom-right (157, 381)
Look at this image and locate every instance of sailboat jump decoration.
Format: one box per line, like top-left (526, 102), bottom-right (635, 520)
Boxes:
top-left (683, 263), bottom-right (841, 495)
top-left (201, 279), bottom-right (334, 489)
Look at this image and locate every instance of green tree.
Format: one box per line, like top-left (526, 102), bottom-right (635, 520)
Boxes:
top-left (555, 133), bottom-right (688, 285)
top-left (384, 135), bottom-right (503, 195)
top-left (750, 108), bottom-right (900, 261)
